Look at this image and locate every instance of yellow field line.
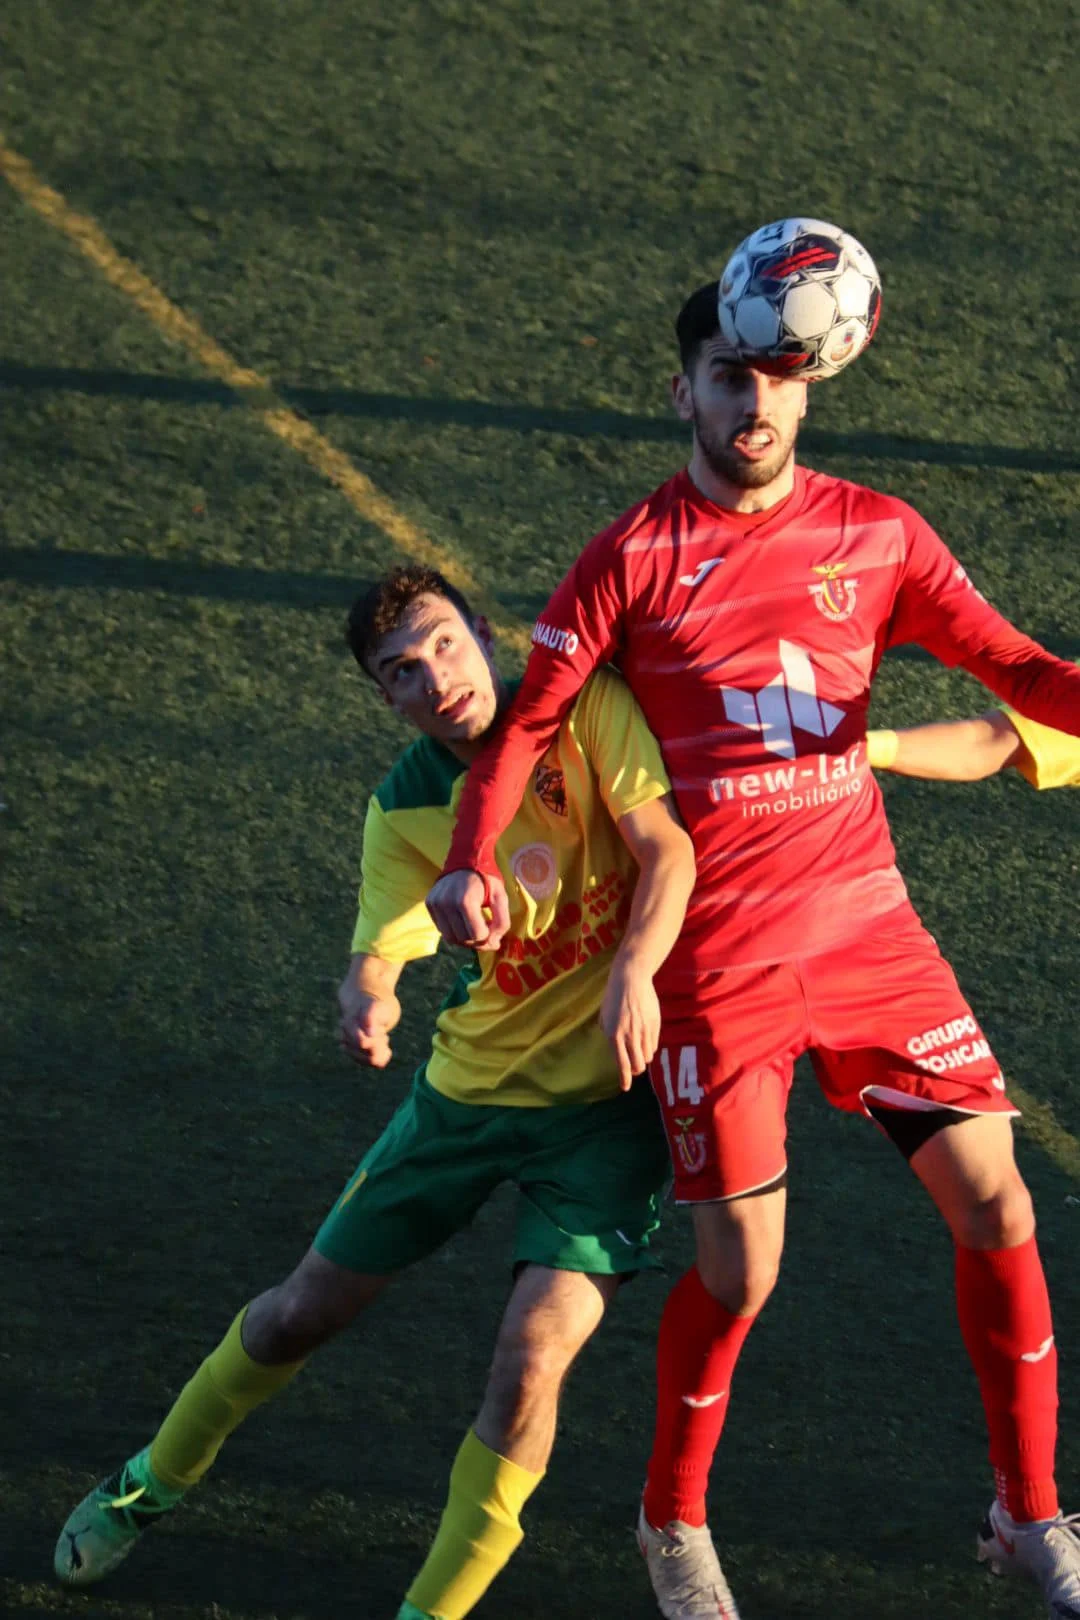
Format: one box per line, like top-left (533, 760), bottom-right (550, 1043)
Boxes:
top-left (0, 134), bottom-right (531, 658)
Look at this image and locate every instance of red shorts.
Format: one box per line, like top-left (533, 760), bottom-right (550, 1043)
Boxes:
top-left (648, 904), bottom-right (1017, 1203)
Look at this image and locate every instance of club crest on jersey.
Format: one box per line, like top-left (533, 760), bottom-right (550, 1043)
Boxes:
top-left (510, 841), bottom-right (559, 901)
top-left (809, 562), bottom-right (858, 622)
top-left (672, 1115), bottom-right (708, 1175)
top-left (533, 764), bottom-right (568, 817)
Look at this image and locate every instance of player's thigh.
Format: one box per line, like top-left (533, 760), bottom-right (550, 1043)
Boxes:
top-left (512, 1083), bottom-right (671, 1277)
top-left (648, 964), bottom-right (806, 1204)
top-left (806, 905), bottom-right (1019, 1128)
top-left (909, 1112), bottom-right (1034, 1248)
top-left (313, 1070), bottom-right (509, 1275)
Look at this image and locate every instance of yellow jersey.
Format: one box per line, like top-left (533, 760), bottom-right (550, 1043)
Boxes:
top-left (1007, 710), bottom-right (1080, 789)
top-left (352, 667), bottom-right (672, 1105)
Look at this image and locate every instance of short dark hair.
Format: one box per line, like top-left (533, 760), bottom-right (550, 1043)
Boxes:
top-left (675, 280), bottom-right (723, 372)
top-left (346, 564), bottom-right (477, 680)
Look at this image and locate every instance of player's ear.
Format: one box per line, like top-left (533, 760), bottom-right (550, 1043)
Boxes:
top-left (475, 615), bottom-right (495, 655)
top-left (799, 382), bottom-right (809, 420)
top-left (672, 372), bottom-right (694, 422)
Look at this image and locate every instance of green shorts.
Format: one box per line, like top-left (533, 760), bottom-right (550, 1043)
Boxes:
top-left (314, 1071), bottom-right (670, 1277)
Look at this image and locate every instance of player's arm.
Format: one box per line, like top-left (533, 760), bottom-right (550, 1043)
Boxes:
top-left (867, 711), bottom-right (1022, 780)
top-left (884, 509), bottom-right (1080, 734)
top-left (342, 797), bottom-right (443, 1067)
top-left (426, 531), bottom-right (629, 950)
top-left (337, 953), bottom-right (405, 1067)
top-left (601, 793), bottom-right (696, 1090)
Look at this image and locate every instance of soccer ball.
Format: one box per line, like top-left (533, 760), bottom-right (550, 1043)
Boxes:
top-left (717, 218), bottom-right (881, 380)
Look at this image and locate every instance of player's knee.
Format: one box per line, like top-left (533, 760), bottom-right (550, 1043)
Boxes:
top-left (489, 1324), bottom-right (578, 1411)
top-left (257, 1275), bottom-right (355, 1355)
top-left (257, 1288), bottom-right (329, 1355)
top-left (954, 1173), bottom-right (1035, 1250)
top-left (697, 1253), bottom-right (780, 1316)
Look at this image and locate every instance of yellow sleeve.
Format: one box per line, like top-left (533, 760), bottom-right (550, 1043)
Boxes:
top-left (574, 667), bottom-right (673, 820)
top-left (351, 798), bottom-right (444, 961)
top-left (1005, 709), bottom-right (1080, 790)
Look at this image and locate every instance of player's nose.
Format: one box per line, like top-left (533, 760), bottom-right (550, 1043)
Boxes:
top-left (422, 659), bottom-right (450, 697)
top-left (743, 369), bottom-right (774, 413)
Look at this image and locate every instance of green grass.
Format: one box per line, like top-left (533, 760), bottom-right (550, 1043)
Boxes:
top-left (1, 2), bottom-right (1078, 1616)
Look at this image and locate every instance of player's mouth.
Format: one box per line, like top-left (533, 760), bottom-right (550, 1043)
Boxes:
top-left (731, 426), bottom-right (776, 460)
top-left (435, 690), bottom-right (474, 724)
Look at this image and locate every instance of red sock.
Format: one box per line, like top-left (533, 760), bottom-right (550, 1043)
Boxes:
top-left (642, 1267), bottom-right (758, 1530)
top-left (954, 1236), bottom-right (1059, 1522)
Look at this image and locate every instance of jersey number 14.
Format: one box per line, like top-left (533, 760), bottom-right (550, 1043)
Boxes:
top-left (656, 1046), bottom-right (704, 1107)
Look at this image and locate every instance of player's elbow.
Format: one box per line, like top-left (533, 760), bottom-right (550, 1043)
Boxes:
top-left (966, 713), bottom-right (1023, 779)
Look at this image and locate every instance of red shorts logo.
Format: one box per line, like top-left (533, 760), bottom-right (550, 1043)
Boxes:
top-left (673, 1114), bottom-right (709, 1175)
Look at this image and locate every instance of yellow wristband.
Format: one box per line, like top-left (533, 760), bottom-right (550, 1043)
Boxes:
top-left (866, 729), bottom-right (899, 769)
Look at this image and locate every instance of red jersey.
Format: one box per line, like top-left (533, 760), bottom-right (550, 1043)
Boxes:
top-left (447, 464), bottom-right (1080, 971)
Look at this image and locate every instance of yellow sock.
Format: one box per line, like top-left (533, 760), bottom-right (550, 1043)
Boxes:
top-left (405, 1429), bottom-right (545, 1620)
top-left (149, 1307), bottom-right (306, 1491)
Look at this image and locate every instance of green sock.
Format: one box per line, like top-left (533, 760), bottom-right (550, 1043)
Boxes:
top-left (396, 1605), bottom-right (434, 1620)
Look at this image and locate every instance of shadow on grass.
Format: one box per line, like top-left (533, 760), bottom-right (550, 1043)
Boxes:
top-left (2, 547), bottom-right (1076, 668)
top-left (3, 361), bottom-right (1079, 475)
top-left (0, 546), bottom-right (360, 610)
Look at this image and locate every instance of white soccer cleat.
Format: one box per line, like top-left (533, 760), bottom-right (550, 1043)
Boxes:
top-left (977, 1498), bottom-right (1080, 1618)
top-left (637, 1503), bottom-right (742, 1619)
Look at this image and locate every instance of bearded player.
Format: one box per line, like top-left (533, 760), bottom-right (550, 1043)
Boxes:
top-left (425, 279), bottom-right (1080, 1619)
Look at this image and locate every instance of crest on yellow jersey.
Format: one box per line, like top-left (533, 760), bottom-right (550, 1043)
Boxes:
top-left (534, 763), bottom-right (568, 816)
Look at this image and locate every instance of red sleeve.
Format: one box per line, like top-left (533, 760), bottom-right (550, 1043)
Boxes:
top-left (885, 507), bottom-right (1080, 733)
top-left (444, 528), bottom-right (630, 878)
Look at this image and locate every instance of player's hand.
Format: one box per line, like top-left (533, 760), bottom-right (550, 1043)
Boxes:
top-left (338, 978), bottom-right (401, 1067)
top-left (425, 869), bottom-right (511, 951)
top-left (599, 959), bottom-right (661, 1091)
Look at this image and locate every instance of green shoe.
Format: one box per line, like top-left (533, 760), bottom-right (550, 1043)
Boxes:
top-left (54, 1446), bottom-right (180, 1586)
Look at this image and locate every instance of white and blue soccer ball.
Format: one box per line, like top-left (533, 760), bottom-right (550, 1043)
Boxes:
top-left (718, 218), bottom-right (881, 380)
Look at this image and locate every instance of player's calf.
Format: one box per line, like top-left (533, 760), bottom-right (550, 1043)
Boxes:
top-left (475, 1265), bottom-right (616, 1466)
top-left (401, 1268), bottom-right (616, 1619)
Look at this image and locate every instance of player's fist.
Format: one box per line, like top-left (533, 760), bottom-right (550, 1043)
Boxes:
top-left (426, 869), bottom-right (510, 951)
top-left (338, 977), bottom-right (401, 1067)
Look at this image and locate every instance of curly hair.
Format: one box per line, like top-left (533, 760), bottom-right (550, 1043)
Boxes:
top-left (346, 564), bottom-right (477, 679)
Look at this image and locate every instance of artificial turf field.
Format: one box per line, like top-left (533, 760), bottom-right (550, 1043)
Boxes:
top-left (1, 2), bottom-right (1078, 1616)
